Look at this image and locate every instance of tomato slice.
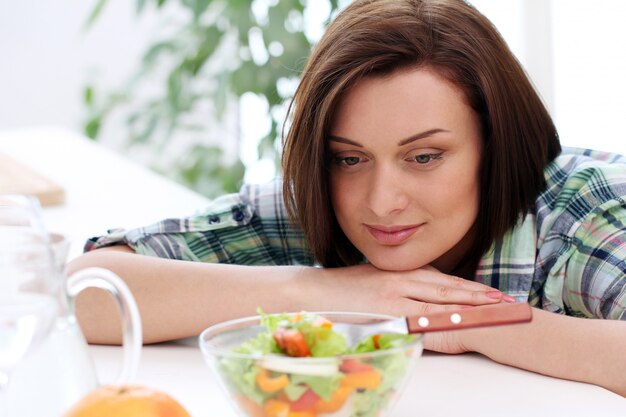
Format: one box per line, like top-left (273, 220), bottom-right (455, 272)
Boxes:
top-left (273, 328), bottom-right (312, 357)
top-left (289, 388), bottom-right (320, 412)
top-left (339, 359), bottom-right (374, 373)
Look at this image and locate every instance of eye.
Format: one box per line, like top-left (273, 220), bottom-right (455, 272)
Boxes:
top-left (334, 156), bottom-right (362, 166)
top-left (410, 153), bottom-right (443, 165)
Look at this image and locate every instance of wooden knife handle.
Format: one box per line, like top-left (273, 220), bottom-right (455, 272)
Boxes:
top-left (406, 303), bottom-right (532, 333)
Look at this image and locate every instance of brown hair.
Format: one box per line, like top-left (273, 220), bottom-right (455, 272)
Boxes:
top-left (282, 0), bottom-right (560, 268)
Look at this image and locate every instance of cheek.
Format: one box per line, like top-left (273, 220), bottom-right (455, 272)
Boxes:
top-left (450, 159), bottom-right (481, 221)
top-left (329, 175), bottom-right (349, 219)
top-left (329, 173), bottom-right (364, 234)
top-left (425, 158), bottom-right (480, 221)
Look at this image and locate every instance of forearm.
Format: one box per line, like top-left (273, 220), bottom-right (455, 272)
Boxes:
top-left (68, 248), bottom-right (309, 345)
top-left (68, 251), bottom-right (505, 345)
top-left (461, 308), bottom-right (626, 396)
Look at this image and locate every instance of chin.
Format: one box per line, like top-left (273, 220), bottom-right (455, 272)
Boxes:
top-left (366, 254), bottom-right (429, 272)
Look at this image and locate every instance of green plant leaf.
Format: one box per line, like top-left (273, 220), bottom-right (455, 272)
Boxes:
top-left (136, 0), bottom-right (146, 13)
top-left (182, 0), bottom-right (213, 20)
top-left (82, 0), bottom-right (340, 195)
top-left (83, 86), bottom-right (94, 106)
top-left (131, 112), bottom-right (159, 145)
top-left (83, 0), bottom-right (109, 30)
top-left (84, 117), bottom-right (101, 139)
top-left (142, 41), bottom-right (178, 67)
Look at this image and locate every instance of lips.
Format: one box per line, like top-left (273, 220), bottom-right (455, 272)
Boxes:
top-left (365, 224), bottom-right (423, 245)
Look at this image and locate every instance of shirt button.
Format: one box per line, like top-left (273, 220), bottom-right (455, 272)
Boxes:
top-left (232, 209), bottom-right (245, 222)
top-left (208, 215), bottom-right (220, 224)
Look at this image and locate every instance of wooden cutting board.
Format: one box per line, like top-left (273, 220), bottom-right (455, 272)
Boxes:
top-left (0, 152), bottom-right (65, 206)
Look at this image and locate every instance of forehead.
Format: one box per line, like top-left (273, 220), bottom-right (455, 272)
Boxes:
top-left (330, 67), bottom-right (475, 140)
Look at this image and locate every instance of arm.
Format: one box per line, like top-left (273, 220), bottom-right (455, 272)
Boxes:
top-left (68, 247), bottom-right (506, 345)
top-left (456, 308), bottom-right (626, 397)
top-left (425, 216), bottom-right (626, 397)
top-left (69, 246), bottom-right (310, 345)
top-left (444, 192), bottom-right (626, 396)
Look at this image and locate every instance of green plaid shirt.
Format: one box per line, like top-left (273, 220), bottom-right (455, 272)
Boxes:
top-left (86, 148), bottom-right (626, 320)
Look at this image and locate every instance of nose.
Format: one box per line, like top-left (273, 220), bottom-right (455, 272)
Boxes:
top-left (366, 166), bottom-right (410, 218)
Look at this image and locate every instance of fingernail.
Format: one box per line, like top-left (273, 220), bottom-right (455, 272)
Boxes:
top-left (502, 294), bottom-right (517, 303)
top-left (485, 291), bottom-right (503, 300)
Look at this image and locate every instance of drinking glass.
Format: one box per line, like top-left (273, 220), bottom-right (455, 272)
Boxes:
top-left (0, 195), bottom-right (59, 416)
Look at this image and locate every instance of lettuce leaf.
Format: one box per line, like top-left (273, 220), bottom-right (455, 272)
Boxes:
top-left (218, 359), bottom-right (272, 404)
top-left (349, 333), bottom-right (416, 354)
top-left (289, 373), bottom-right (344, 401)
top-left (309, 326), bottom-right (349, 357)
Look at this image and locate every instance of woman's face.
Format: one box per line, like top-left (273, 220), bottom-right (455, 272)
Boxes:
top-left (328, 67), bottom-right (483, 272)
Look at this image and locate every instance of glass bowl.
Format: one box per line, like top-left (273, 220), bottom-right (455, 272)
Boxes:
top-left (199, 312), bottom-right (423, 417)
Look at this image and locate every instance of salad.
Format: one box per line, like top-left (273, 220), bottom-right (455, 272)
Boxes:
top-left (216, 311), bottom-right (418, 417)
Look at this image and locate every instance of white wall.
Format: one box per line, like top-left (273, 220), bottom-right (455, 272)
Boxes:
top-left (0, 1), bottom-right (160, 133)
top-left (474, 0), bottom-right (626, 155)
top-left (1, 0), bottom-right (625, 158)
top-left (551, 0), bottom-right (626, 154)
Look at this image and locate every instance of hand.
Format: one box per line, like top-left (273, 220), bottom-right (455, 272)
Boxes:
top-left (296, 264), bottom-right (514, 354)
top-left (422, 325), bottom-right (471, 354)
top-left (298, 263), bottom-right (513, 320)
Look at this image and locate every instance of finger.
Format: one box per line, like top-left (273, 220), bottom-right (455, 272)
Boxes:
top-left (422, 331), bottom-right (468, 354)
top-left (398, 300), bottom-right (469, 316)
top-left (403, 282), bottom-right (513, 305)
top-left (411, 269), bottom-right (504, 292)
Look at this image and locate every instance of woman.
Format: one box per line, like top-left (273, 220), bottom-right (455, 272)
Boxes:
top-left (69, 0), bottom-right (626, 395)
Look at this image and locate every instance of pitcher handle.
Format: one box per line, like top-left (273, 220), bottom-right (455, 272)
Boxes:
top-left (66, 267), bottom-right (142, 384)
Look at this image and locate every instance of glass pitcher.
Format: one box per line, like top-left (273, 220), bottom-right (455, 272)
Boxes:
top-left (9, 233), bottom-right (142, 417)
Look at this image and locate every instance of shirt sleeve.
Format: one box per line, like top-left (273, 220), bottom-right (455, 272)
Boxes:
top-left (562, 199), bottom-right (626, 320)
top-left (84, 179), bottom-right (315, 267)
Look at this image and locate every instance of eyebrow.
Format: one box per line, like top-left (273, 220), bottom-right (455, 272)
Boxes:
top-left (328, 128), bottom-right (449, 147)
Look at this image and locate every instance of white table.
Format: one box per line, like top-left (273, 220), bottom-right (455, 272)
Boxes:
top-left (91, 343), bottom-right (626, 417)
top-left (1, 127), bottom-right (624, 416)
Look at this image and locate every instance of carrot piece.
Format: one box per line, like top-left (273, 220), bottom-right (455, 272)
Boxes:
top-left (373, 334), bottom-right (381, 349)
top-left (263, 399), bottom-right (290, 417)
top-left (256, 368), bottom-right (290, 393)
top-left (313, 316), bottom-right (333, 329)
top-left (340, 369), bottom-right (382, 389)
top-left (273, 328), bottom-right (312, 357)
top-left (314, 386), bottom-right (353, 413)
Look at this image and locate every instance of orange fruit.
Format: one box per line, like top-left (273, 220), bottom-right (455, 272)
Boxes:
top-left (63, 384), bottom-right (192, 417)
